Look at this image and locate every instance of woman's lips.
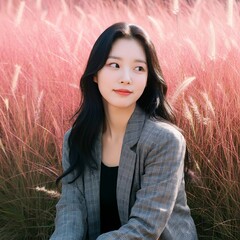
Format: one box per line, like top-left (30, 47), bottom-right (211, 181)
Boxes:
top-left (113, 89), bottom-right (133, 96)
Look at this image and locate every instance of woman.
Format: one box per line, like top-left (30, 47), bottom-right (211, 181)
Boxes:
top-left (50, 22), bottom-right (198, 240)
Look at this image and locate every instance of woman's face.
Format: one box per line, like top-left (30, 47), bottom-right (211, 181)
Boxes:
top-left (94, 38), bottom-right (148, 111)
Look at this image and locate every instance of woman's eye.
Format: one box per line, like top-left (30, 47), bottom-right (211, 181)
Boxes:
top-left (135, 66), bottom-right (145, 71)
top-left (109, 63), bottom-right (120, 68)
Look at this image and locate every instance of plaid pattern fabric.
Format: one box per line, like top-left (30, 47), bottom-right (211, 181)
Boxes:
top-left (50, 106), bottom-right (198, 240)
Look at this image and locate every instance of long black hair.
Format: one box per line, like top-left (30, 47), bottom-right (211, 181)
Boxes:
top-left (56, 22), bottom-right (192, 184)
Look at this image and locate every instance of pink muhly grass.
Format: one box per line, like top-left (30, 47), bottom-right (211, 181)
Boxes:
top-left (0, 0), bottom-right (240, 239)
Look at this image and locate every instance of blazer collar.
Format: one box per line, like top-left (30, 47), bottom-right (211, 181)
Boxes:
top-left (122, 105), bottom-right (147, 148)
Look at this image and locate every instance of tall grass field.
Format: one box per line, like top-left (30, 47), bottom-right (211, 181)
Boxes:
top-left (0, 0), bottom-right (239, 239)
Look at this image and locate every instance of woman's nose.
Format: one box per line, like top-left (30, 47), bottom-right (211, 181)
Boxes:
top-left (120, 68), bottom-right (132, 84)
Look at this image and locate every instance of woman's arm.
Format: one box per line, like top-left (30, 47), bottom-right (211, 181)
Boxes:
top-left (50, 131), bottom-right (87, 240)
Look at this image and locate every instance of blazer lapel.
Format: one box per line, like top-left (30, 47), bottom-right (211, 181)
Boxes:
top-left (117, 105), bottom-right (146, 224)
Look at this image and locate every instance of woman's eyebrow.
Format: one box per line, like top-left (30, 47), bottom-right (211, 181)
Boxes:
top-left (108, 56), bottom-right (147, 64)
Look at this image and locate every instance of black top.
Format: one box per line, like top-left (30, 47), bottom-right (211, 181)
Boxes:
top-left (100, 162), bottom-right (121, 234)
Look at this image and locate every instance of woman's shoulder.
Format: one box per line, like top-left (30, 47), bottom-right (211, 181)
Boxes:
top-left (140, 118), bottom-right (185, 146)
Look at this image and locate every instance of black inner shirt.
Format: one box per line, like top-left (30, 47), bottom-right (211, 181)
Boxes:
top-left (100, 162), bottom-right (121, 234)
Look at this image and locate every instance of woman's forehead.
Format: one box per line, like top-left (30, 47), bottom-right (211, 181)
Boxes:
top-left (108, 38), bottom-right (146, 61)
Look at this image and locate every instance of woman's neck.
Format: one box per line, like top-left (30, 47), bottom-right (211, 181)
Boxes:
top-left (103, 104), bottom-right (136, 140)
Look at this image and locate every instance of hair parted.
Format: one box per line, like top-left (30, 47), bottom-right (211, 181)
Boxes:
top-left (57, 22), bottom-right (178, 184)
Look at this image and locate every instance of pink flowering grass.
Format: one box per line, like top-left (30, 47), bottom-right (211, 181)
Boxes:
top-left (0, 0), bottom-right (239, 239)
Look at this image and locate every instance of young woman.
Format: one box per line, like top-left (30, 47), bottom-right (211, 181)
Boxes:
top-left (50, 22), bottom-right (198, 240)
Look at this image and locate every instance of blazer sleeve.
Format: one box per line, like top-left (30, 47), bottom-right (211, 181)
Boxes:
top-left (50, 131), bottom-right (87, 240)
top-left (97, 126), bottom-right (189, 240)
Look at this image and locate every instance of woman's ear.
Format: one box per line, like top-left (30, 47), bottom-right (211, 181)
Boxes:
top-left (93, 76), bottom-right (98, 83)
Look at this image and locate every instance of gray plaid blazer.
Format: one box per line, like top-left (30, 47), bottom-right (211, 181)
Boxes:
top-left (50, 106), bottom-right (198, 240)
